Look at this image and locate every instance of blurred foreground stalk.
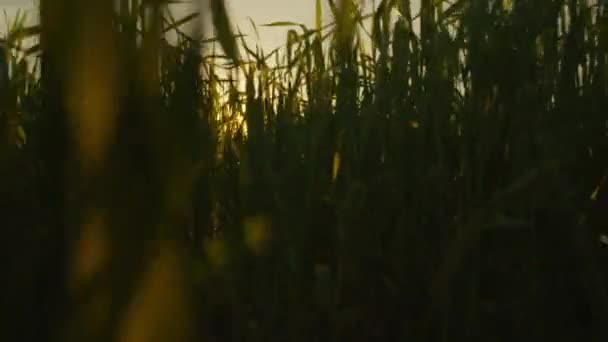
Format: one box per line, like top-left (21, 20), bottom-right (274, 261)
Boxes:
top-left (39, 1), bottom-right (195, 341)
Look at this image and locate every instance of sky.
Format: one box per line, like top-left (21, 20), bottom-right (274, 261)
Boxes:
top-left (0, 1), bottom-right (359, 48)
top-left (0, 0), bottom-right (419, 53)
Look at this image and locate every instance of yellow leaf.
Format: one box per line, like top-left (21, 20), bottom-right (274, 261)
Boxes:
top-left (590, 174), bottom-right (607, 201)
top-left (332, 152), bottom-right (341, 181)
top-left (16, 125), bottom-right (26, 146)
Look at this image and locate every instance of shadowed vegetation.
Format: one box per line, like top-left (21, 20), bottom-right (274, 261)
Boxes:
top-left (1, 0), bottom-right (608, 341)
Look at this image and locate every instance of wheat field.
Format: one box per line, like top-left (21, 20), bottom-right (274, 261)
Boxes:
top-left (1, 0), bottom-right (608, 341)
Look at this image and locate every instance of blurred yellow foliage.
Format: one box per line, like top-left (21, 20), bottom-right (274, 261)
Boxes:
top-left (80, 289), bottom-right (112, 338)
top-left (71, 210), bottom-right (109, 291)
top-left (205, 238), bottom-right (228, 268)
top-left (243, 215), bottom-right (272, 255)
top-left (65, 23), bottom-right (119, 173)
top-left (118, 244), bottom-right (193, 342)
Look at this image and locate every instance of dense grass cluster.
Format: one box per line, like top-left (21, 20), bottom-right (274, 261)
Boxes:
top-left (1, 0), bottom-right (608, 341)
